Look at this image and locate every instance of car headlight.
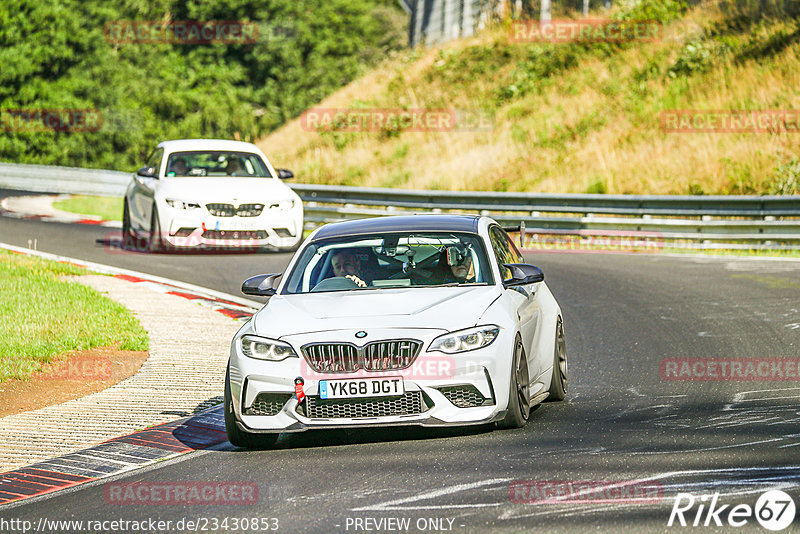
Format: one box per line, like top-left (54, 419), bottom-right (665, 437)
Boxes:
top-left (428, 325), bottom-right (500, 354)
top-left (240, 335), bottom-right (298, 361)
top-left (268, 199), bottom-right (296, 210)
top-left (166, 199), bottom-right (200, 209)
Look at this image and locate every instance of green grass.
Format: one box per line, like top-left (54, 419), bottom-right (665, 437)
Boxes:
top-left (0, 251), bottom-right (149, 382)
top-left (52, 195), bottom-right (123, 221)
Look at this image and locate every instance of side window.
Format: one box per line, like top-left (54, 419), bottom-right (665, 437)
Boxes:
top-left (145, 148), bottom-right (164, 175)
top-left (489, 226), bottom-right (515, 281)
top-left (505, 233), bottom-right (524, 264)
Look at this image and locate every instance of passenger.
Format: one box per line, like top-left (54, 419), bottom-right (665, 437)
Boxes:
top-left (226, 157), bottom-right (243, 176)
top-left (429, 246), bottom-right (476, 284)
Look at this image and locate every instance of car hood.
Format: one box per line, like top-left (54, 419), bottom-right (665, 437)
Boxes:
top-left (155, 177), bottom-right (297, 202)
top-left (253, 285), bottom-right (502, 337)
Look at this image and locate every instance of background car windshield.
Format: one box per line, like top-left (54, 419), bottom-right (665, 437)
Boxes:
top-left (282, 232), bottom-right (494, 294)
top-left (165, 151), bottom-right (271, 177)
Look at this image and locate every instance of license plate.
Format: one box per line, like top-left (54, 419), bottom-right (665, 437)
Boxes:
top-left (216, 220), bottom-right (253, 231)
top-left (318, 377), bottom-right (404, 399)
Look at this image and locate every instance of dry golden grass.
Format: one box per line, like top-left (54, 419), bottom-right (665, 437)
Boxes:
top-left (258, 3), bottom-right (800, 194)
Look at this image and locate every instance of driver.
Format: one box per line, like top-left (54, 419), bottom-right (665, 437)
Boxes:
top-left (168, 157), bottom-right (189, 176)
top-left (330, 249), bottom-right (368, 287)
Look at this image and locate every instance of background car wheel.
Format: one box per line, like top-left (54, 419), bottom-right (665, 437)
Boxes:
top-left (122, 200), bottom-right (135, 249)
top-left (147, 205), bottom-right (163, 253)
top-left (546, 317), bottom-right (568, 401)
top-left (224, 367), bottom-right (278, 448)
top-left (497, 334), bottom-right (530, 429)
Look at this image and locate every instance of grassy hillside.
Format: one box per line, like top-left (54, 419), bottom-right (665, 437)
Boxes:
top-left (258, 0), bottom-right (800, 195)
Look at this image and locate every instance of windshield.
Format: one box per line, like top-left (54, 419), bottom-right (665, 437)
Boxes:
top-left (165, 151), bottom-right (271, 177)
top-left (282, 232), bottom-right (494, 294)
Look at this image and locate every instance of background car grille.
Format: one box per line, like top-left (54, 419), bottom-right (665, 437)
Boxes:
top-left (206, 203), bottom-right (265, 217)
top-left (244, 393), bottom-right (292, 416)
top-left (202, 230), bottom-right (267, 240)
top-left (236, 204), bottom-right (264, 217)
top-left (436, 385), bottom-right (493, 408)
top-left (302, 340), bottom-right (422, 373)
top-left (206, 203), bottom-right (236, 217)
top-left (301, 391), bottom-right (428, 419)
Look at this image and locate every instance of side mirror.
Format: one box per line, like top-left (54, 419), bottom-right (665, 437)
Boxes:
top-left (242, 273), bottom-right (282, 297)
top-left (137, 166), bottom-right (157, 178)
top-left (276, 168), bottom-right (294, 180)
top-left (502, 263), bottom-right (544, 288)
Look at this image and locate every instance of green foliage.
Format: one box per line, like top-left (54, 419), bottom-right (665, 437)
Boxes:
top-left (615, 0), bottom-right (689, 23)
top-left (0, 0), bottom-right (405, 170)
top-left (668, 39), bottom-right (730, 77)
top-left (769, 159), bottom-right (800, 195)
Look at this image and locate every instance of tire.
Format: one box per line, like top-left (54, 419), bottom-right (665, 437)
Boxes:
top-left (497, 334), bottom-right (530, 429)
top-left (546, 317), bottom-right (568, 401)
top-left (224, 367), bottom-right (278, 448)
top-left (147, 205), bottom-right (163, 253)
top-left (122, 200), bottom-right (135, 250)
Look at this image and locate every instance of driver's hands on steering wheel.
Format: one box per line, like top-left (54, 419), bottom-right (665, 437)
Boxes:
top-left (345, 275), bottom-right (367, 287)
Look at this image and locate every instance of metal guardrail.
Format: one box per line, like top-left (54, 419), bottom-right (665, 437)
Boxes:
top-left (1, 162), bottom-right (799, 249)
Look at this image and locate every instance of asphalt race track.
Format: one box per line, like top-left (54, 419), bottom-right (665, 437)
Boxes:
top-left (2, 189), bottom-right (799, 533)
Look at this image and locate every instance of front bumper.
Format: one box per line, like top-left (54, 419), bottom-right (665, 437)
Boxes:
top-left (159, 204), bottom-right (303, 249)
top-left (228, 327), bottom-right (515, 434)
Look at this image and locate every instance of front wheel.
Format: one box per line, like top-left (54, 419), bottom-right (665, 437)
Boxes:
top-left (122, 200), bottom-right (135, 249)
top-left (147, 205), bottom-right (162, 253)
top-left (546, 317), bottom-right (568, 401)
top-left (497, 334), bottom-right (530, 429)
top-left (224, 367), bottom-right (278, 448)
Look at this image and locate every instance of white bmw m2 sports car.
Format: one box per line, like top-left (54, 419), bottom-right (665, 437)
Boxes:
top-left (123, 139), bottom-right (303, 252)
top-left (225, 215), bottom-right (567, 447)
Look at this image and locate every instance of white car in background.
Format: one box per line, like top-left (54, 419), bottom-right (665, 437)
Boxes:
top-left (123, 139), bottom-right (303, 252)
top-left (224, 215), bottom-right (568, 448)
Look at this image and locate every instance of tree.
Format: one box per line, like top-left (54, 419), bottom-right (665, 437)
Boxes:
top-left (541, 0), bottom-right (551, 23)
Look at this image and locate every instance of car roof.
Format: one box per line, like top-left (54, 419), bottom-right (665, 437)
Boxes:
top-left (311, 215), bottom-right (482, 241)
top-left (157, 139), bottom-right (262, 153)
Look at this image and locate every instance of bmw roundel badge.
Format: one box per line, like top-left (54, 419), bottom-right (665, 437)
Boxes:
top-left (355, 331), bottom-right (368, 339)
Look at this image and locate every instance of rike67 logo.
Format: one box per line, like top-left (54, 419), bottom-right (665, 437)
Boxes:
top-left (668, 490), bottom-right (796, 531)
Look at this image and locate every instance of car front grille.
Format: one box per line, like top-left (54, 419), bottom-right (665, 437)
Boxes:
top-left (236, 204), bottom-right (264, 217)
top-left (202, 230), bottom-right (268, 240)
top-left (300, 391), bottom-right (428, 419)
top-left (301, 340), bottom-right (422, 373)
top-left (206, 203), bottom-right (265, 217)
top-left (436, 385), bottom-right (493, 408)
top-left (207, 203), bottom-right (236, 217)
top-left (244, 393), bottom-right (293, 416)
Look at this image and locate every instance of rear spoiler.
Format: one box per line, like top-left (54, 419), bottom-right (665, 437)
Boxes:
top-left (502, 221), bottom-right (526, 249)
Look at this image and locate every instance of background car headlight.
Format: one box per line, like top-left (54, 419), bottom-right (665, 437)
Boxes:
top-left (240, 335), bottom-right (298, 361)
top-left (166, 199), bottom-right (200, 209)
top-left (428, 325), bottom-right (500, 354)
